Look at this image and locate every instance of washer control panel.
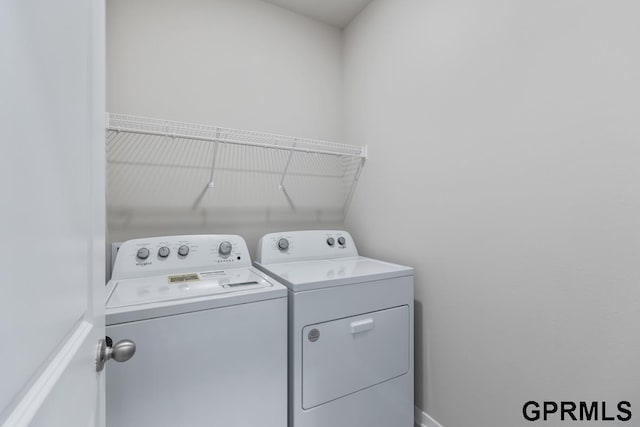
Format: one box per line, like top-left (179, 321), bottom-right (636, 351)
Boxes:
top-left (256, 230), bottom-right (358, 264)
top-left (112, 235), bottom-right (251, 280)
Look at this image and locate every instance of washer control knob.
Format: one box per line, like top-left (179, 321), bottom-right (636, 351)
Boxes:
top-left (219, 241), bottom-right (232, 256)
top-left (337, 237), bottom-right (346, 246)
top-left (327, 237), bottom-right (335, 246)
top-left (136, 248), bottom-right (150, 260)
top-left (178, 245), bottom-right (190, 257)
top-left (158, 247), bottom-right (170, 258)
top-left (277, 238), bottom-right (289, 251)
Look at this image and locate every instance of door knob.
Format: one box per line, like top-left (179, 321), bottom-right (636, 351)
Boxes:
top-left (96, 337), bottom-right (136, 372)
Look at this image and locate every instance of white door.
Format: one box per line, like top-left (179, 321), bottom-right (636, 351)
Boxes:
top-left (0, 0), bottom-right (106, 426)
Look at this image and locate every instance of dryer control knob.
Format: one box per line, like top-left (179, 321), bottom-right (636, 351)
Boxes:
top-left (219, 241), bottom-right (232, 256)
top-left (327, 237), bottom-right (335, 246)
top-left (178, 245), bottom-right (190, 257)
top-left (277, 238), bottom-right (289, 251)
top-left (337, 237), bottom-right (346, 246)
top-left (158, 247), bottom-right (170, 258)
top-left (136, 248), bottom-right (150, 260)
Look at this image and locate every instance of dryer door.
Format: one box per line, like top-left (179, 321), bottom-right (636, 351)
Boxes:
top-left (301, 305), bottom-right (410, 409)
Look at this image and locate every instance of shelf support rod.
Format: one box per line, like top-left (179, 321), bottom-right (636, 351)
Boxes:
top-left (208, 129), bottom-right (220, 186)
top-left (343, 155), bottom-right (366, 216)
top-left (278, 139), bottom-right (297, 211)
top-left (191, 129), bottom-right (220, 210)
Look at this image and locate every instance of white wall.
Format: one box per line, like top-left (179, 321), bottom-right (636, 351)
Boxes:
top-left (106, 0), bottom-right (344, 249)
top-left (344, 1), bottom-right (640, 426)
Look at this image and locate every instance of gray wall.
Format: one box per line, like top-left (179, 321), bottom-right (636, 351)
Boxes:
top-left (106, 0), bottom-right (345, 250)
top-left (343, 1), bottom-right (640, 425)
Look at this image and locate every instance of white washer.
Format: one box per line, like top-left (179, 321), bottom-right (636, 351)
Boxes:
top-left (106, 235), bottom-right (287, 427)
top-left (254, 230), bottom-right (414, 427)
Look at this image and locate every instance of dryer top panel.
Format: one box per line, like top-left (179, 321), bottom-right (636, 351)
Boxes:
top-left (254, 256), bottom-right (413, 292)
top-left (256, 230), bottom-right (359, 264)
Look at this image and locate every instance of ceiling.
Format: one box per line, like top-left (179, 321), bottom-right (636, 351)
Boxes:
top-left (261, 0), bottom-right (374, 28)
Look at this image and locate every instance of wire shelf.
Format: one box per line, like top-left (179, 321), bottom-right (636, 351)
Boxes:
top-left (106, 113), bottom-right (367, 221)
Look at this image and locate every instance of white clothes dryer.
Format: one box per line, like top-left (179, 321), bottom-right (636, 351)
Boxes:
top-left (105, 235), bottom-right (287, 427)
top-left (254, 230), bottom-right (414, 427)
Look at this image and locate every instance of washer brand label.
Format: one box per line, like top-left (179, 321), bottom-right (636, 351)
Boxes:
top-left (308, 329), bottom-right (320, 342)
top-left (522, 401), bottom-right (632, 422)
top-left (167, 273), bottom-right (200, 283)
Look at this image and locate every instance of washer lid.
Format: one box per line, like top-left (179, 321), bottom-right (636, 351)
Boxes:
top-left (106, 268), bottom-right (286, 324)
top-left (255, 256), bottom-right (413, 292)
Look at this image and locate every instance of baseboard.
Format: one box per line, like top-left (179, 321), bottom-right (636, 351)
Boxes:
top-left (415, 406), bottom-right (444, 427)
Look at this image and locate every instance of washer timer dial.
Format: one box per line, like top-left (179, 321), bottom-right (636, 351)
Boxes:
top-left (219, 241), bottom-right (232, 256)
top-left (178, 245), bottom-right (190, 257)
top-left (136, 248), bottom-right (150, 260)
top-left (277, 238), bottom-right (289, 251)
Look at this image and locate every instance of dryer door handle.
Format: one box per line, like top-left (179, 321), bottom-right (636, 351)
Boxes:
top-left (350, 318), bottom-right (374, 334)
